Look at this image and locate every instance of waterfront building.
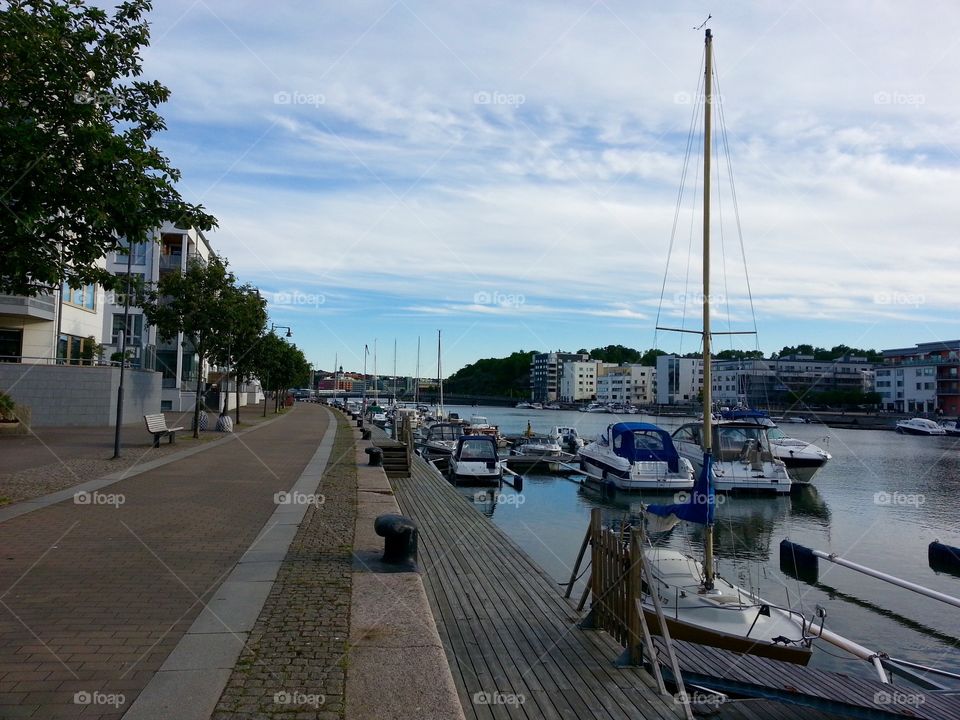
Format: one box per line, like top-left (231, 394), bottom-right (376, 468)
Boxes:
top-left (879, 340), bottom-right (960, 414)
top-left (655, 355), bottom-right (704, 405)
top-left (530, 351), bottom-right (589, 403)
top-left (595, 364), bottom-right (656, 405)
top-left (559, 360), bottom-right (603, 402)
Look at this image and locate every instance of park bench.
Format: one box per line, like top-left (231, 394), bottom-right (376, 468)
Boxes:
top-left (144, 413), bottom-right (185, 448)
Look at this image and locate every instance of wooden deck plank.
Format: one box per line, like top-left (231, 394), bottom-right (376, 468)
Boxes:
top-left (394, 456), bottom-right (684, 720)
top-left (407, 462), bottom-right (680, 720)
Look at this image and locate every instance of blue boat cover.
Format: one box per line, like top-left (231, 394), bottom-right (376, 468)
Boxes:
top-left (720, 408), bottom-right (769, 421)
top-left (609, 422), bottom-right (680, 473)
top-left (646, 453), bottom-right (715, 525)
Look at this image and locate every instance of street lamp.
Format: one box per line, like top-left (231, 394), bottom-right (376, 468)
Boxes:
top-left (270, 323), bottom-right (292, 338)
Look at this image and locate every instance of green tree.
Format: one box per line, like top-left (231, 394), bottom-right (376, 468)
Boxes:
top-left (140, 256), bottom-right (235, 437)
top-left (0, 0), bottom-right (215, 295)
top-left (210, 284), bottom-right (267, 424)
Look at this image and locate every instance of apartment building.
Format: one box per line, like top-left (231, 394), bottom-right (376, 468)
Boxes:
top-left (655, 355), bottom-right (704, 405)
top-left (595, 364), bottom-right (656, 405)
top-left (101, 224), bottom-right (214, 411)
top-left (530, 351), bottom-right (589, 402)
top-left (559, 360), bottom-right (599, 402)
top-left (879, 340), bottom-right (960, 414)
top-left (712, 355), bottom-right (875, 407)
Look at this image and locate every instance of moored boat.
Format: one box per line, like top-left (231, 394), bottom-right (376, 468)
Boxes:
top-left (448, 434), bottom-right (502, 485)
top-left (578, 422), bottom-right (695, 492)
top-left (896, 417), bottom-right (947, 435)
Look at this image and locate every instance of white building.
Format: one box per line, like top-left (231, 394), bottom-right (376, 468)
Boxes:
top-left (560, 360), bottom-right (600, 402)
top-left (655, 355), bottom-right (704, 405)
top-left (595, 364), bottom-right (656, 405)
top-left (874, 365), bottom-right (937, 413)
top-left (530, 351), bottom-right (589, 402)
top-left (101, 224), bottom-right (215, 412)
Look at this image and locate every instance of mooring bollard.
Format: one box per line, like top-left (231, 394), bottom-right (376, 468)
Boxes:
top-left (365, 446), bottom-right (381, 465)
top-left (356, 418), bottom-right (363, 428)
top-left (361, 428), bottom-right (372, 441)
top-left (374, 514), bottom-right (418, 565)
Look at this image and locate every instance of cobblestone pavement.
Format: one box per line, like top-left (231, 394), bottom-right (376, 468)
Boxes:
top-left (213, 414), bottom-right (357, 720)
top-left (0, 404), bottom-right (329, 719)
top-left (0, 411), bottom-right (276, 507)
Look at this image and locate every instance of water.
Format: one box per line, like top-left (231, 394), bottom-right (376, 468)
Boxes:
top-left (442, 404), bottom-right (960, 679)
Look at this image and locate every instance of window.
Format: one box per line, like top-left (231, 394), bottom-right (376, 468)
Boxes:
top-left (117, 239), bottom-right (148, 265)
top-left (111, 314), bottom-right (144, 346)
top-left (62, 283), bottom-right (97, 311)
top-left (0, 329), bottom-right (22, 362)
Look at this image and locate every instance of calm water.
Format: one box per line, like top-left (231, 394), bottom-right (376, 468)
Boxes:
top-left (443, 405), bottom-right (960, 679)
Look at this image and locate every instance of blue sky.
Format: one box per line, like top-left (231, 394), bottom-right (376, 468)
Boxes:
top-left (138, 1), bottom-right (960, 375)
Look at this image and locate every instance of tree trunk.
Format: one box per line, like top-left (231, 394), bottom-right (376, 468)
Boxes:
top-left (193, 370), bottom-right (203, 438)
top-left (235, 377), bottom-right (241, 425)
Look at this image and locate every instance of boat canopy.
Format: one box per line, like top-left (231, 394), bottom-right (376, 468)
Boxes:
top-left (456, 434), bottom-right (498, 459)
top-left (609, 423), bottom-right (680, 472)
top-left (646, 454), bottom-right (715, 526)
top-left (721, 408), bottom-right (774, 426)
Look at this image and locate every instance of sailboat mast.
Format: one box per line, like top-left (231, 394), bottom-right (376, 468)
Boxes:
top-left (437, 330), bottom-right (444, 419)
top-left (393, 338), bottom-right (397, 403)
top-left (373, 338), bottom-right (378, 404)
top-left (702, 27), bottom-right (715, 591)
top-left (415, 336), bottom-right (421, 405)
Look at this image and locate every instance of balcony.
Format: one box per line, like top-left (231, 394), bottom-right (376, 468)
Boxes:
top-left (0, 294), bottom-right (56, 322)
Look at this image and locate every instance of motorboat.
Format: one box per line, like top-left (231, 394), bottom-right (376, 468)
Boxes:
top-left (511, 434), bottom-right (562, 457)
top-left (371, 412), bottom-right (388, 429)
top-left (584, 402), bottom-right (608, 413)
top-left (516, 401), bottom-right (533, 409)
top-left (940, 419), bottom-right (960, 436)
top-left (896, 417), bottom-right (947, 435)
top-left (530, 402), bottom-right (544, 410)
top-left (552, 425), bottom-right (585, 452)
top-left (544, 402), bottom-right (562, 410)
top-left (578, 422), bottom-right (695, 492)
top-left (448, 435), bottom-right (502, 485)
top-left (719, 409), bottom-right (830, 484)
top-left (672, 421), bottom-right (793, 493)
top-left (418, 422), bottom-right (464, 458)
top-left (467, 415), bottom-right (504, 445)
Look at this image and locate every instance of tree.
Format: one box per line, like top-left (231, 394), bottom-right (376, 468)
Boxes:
top-left (249, 333), bottom-right (310, 414)
top-left (0, 0), bottom-right (215, 295)
top-left (209, 283), bottom-right (267, 425)
top-left (140, 256), bottom-right (234, 437)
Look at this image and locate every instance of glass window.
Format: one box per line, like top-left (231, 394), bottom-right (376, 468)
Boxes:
top-left (0, 329), bottom-right (22, 362)
top-left (111, 313), bottom-right (143, 346)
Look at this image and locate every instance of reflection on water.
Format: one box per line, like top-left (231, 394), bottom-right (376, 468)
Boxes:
top-left (439, 405), bottom-right (960, 679)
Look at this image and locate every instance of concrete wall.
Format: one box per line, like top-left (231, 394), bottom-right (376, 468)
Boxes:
top-left (0, 364), bottom-right (161, 427)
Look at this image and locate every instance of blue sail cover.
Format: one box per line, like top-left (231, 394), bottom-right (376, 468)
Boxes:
top-left (646, 453), bottom-right (715, 525)
top-left (609, 423), bottom-right (681, 472)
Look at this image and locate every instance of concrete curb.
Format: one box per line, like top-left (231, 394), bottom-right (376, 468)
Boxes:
top-left (347, 435), bottom-right (466, 720)
top-left (121, 407), bottom-right (337, 720)
top-left (0, 409), bottom-right (290, 524)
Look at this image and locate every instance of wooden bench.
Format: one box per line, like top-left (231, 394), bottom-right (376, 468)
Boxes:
top-left (144, 414), bottom-right (185, 448)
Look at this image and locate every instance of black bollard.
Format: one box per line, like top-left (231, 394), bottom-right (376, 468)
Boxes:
top-left (374, 514), bottom-right (418, 565)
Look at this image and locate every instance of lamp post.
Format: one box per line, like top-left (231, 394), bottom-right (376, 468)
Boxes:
top-left (112, 240), bottom-right (134, 459)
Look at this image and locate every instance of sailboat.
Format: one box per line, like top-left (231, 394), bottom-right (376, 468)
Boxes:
top-left (643, 29), bottom-right (813, 665)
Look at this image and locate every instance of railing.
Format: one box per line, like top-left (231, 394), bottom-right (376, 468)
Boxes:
top-left (0, 355), bottom-right (150, 369)
top-left (568, 509), bottom-right (694, 720)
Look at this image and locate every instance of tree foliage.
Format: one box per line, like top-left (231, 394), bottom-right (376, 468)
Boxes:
top-left (775, 344), bottom-right (882, 363)
top-left (0, 0), bottom-right (216, 295)
top-left (445, 351), bottom-right (536, 397)
top-left (140, 255), bottom-right (234, 436)
top-left (210, 283), bottom-right (267, 420)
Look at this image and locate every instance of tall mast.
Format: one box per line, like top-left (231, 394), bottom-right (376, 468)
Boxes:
top-left (415, 336), bottom-right (421, 405)
top-left (333, 352), bottom-right (338, 405)
top-left (373, 338), bottom-right (378, 404)
top-left (438, 329), bottom-right (444, 419)
top-left (702, 27), bottom-right (715, 591)
top-left (393, 338), bottom-right (397, 403)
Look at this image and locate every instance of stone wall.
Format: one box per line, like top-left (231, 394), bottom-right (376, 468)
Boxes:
top-left (0, 364), bottom-right (161, 427)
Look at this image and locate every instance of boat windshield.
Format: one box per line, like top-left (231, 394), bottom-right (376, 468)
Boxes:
top-left (716, 426), bottom-right (768, 459)
top-left (429, 425), bottom-right (463, 441)
top-left (766, 427), bottom-right (786, 440)
top-left (459, 438), bottom-right (496, 460)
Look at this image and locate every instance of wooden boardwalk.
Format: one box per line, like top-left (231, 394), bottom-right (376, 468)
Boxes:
top-left (394, 456), bottom-right (684, 720)
top-left (653, 637), bottom-right (960, 720)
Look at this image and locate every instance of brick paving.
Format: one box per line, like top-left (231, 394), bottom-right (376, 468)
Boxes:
top-left (0, 404), bottom-right (330, 719)
top-left (0, 410), bottom-right (273, 506)
top-left (213, 414), bottom-right (357, 720)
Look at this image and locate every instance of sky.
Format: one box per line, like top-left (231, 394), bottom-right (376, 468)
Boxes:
top-left (137, 0), bottom-right (960, 376)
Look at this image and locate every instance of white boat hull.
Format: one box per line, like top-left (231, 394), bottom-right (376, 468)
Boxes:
top-left (579, 452), bottom-right (694, 492)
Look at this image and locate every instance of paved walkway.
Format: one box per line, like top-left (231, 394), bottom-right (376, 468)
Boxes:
top-left (0, 404), bottom-right (330, 719)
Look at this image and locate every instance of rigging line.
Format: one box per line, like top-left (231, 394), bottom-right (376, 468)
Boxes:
top-left (712, 80), bottom-right (735, 354)
top-left (680, 96), bottom-right (704, 356)
top-left (713, 60), bottom-right (759, 341)
top-left (655, 50), bottom-right (706, 353)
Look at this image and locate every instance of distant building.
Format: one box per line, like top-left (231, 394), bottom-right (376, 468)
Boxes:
top-left (655, 355), bottom-right (704, 405)
top-left (560, 360), bottom-right (600, 402)
top-left (595, 365), bottom-right (656, 405)
top-left (878, 340), bottom-right (960, 414)
top-left (712, 355), bottom-right (874, 408)
top-left (530, 351), bottom-right (589, 402)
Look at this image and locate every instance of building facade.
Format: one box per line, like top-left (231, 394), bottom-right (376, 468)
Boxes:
top-left (100, 224), bottom-right (214, 411)
top-left (879, 341), bottom-right (960, 414)
top-left (530, 351), bottom-right (589, 402)
top-left (655, 355), bottom-right (704, 405)
top-left (560, 360), bottom-right (599, 402)
top-left (595, 364), bottom-right (656, 405)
